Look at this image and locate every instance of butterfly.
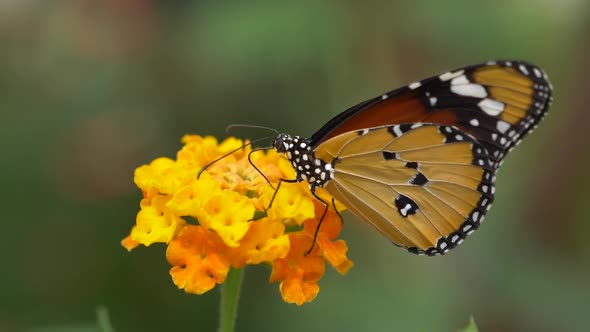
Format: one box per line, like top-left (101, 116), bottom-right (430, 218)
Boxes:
top-left (271, 60), bottom-right (552, 256)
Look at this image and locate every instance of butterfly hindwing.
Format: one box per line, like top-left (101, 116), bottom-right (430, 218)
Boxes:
top-left (310, 60), bottom-right (552, 168)
top-left (315, 124), bottom-right (494, 255)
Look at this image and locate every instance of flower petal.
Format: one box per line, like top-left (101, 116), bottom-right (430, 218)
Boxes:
top-left (166, 172), bottom-right (221, 217)
top-left (303, 204), bottom-right (353, 275)
top-left (166, 225), bottom-right (230, 295)
top-left (121, 235), bottom-right (139, 251)
top-left (134, 157), bottom-right (197, 195)
top-left (261, 184), bottom-right (314, 226)
top-left (270, 233), bottom-right (325, 305)
top-left (130, 194), bottom-right (186, 246)
top-left (199, 191), bottom-right (255, 247)
top-left (230, 218), bottom-right (290, 267)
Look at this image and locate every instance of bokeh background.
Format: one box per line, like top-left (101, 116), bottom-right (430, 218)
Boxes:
top-left (2, 1), bottom-right (589, 331)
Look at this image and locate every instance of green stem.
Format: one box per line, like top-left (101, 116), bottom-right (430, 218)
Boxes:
top-left (96, 306), bottom-right (115, 332)
top-left (218, 267), bottom-right (245, 332)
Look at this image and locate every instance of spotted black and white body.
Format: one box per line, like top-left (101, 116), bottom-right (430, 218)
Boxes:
top-left (272, 134), bottom-right (333, 191)
top-left (267, 60), bottom-right (552, 256)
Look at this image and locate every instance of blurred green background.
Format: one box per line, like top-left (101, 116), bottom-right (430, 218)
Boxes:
top-left (2, 1), bottom-right (589, 331)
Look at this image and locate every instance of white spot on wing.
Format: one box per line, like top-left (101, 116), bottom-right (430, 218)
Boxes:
top-left (519, 64), bottom-right (529, 76)
top-left (429, 97), bottom-right (437, 106)
top-left (400, 203), bottom-right (411, 217)
top-left (533, 68), bottom-right (542, 78)
top-left (393, 126), bottom-right (403, 137)
top-left (409, 82), bottom-right (421, 89)
top-left (473, 211), bottom-right (480, 221)
top-left (478, 98), bottom-right (505, 116)
top-left (496, 120), bottom-right (510, 133)
top-left (439, 70), bottom-right (465, 81)
top-left (451, 84), bottom-right (488, 98)
top-left (451, 75), bottom-right (470, 85)
top-left (469, 118), bottom-right (480, 127)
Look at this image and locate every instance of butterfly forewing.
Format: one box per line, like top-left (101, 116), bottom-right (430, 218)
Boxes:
top-left (316, 124), bottom-right (494, 255)
top-left (310, 60), bottom-right (552, 168)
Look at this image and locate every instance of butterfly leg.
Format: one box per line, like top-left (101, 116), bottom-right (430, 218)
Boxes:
top-left (306, 190), bottom-right (330, 255)
top-left (250, 177), bottom-right (299, 221)
top-left (332, 197), bottom-right (343, 224)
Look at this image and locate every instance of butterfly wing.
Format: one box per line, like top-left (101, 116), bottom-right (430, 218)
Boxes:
top-left (314, 124), bottom-right (494, 255)
top-left (310, 60), bottom-right (552, 169)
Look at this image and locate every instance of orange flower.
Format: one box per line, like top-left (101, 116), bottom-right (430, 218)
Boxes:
top-left (303, 202), bottom-right (353, 275)
top-left (270, 233), bottom-right (325, 306)
top-left (122, 134), bottom-right (353, 304)
top-left (167, 226), bottom-right (230, 295)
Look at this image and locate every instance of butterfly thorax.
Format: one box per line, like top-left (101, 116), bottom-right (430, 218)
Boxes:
top-left (272, 133), bottom-right (334, 189)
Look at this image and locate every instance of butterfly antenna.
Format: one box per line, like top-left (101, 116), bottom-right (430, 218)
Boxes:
top-left (226, 124), bottom-right (279, 136)
top-left (197, 135), bottom-right (274, 179)
top-left (248, 147), bottom-right (275, 188)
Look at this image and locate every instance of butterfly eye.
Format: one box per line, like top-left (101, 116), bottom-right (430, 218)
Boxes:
top-left (272, 134), bottom-right (290, 153)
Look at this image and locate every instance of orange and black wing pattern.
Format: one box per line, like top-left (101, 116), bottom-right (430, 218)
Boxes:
top-left (313, 124), bottom-right (494, 255)
top-left (310, 60), bottom-right (552, 169)
top-left (273, 60), bottom-right (552, 256)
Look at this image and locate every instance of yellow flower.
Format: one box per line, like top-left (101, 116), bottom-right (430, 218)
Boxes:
top-left (165, 172), bottom-right (222, 216)
top-left (260, 183), bottom-right (315, 226)
top-left (122, 134), bottom-right (353, 304)
top-left (129, 194), bottom-right (186, 247)
top-left (135, 157), bottom-right (196, 195)
top-left (230, 218), bottom-right (290, 267)
top-left (199, 190), bottom-right (255, 247)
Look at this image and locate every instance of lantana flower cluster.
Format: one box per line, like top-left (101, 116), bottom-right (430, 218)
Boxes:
top-left (122, 135), bottom-right (353, 305)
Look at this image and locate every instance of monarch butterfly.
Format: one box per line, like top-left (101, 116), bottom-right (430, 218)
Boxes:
top-left (270, 60), bottom-right (552, 256)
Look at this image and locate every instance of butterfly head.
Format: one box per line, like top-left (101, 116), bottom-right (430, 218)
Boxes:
top-left (271, 133), bottom-right (293, 153)
top-left (272, 133), bottom-right (333, 188)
